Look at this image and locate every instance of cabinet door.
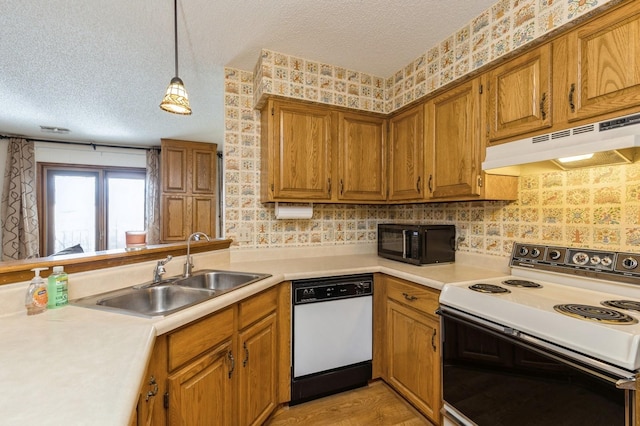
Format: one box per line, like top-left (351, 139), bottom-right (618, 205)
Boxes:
top-left (337, 112), bottom-right (387, 201)
top-left (192, 148), bottom-right (217, 194)
top-left (426, 78), bottom-right (482, 199)
top-left (270, 101), bottom-right (333, 200)
top-left (168, 341), bottom-right (234, 426)
top-left (386, 300), bottom-right (441, 424)
top-left (237, 313), bottom-right (278, 426)
top-left (488, 44), bottom-right (552, 141)
top-left (162, 144), bottom-right (188, 193)
top-left (388, 104), bottom-right (425, 201)
top-left (192, 196), bottom-right (216, 238)
top-left (567, 2), bottom-right (640, 121)
top-left (161, 195), bottom-right (188, 241)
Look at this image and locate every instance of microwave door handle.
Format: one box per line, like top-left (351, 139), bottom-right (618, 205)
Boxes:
top-left (402, 230), bottom-right (408, 259)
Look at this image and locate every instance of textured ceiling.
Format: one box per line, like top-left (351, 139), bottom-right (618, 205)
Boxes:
top-left (0, 0), bottom-right (496, 147)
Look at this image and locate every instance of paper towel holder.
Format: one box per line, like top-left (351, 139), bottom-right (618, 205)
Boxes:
top-left (274, 202), bottom-right (314, 220)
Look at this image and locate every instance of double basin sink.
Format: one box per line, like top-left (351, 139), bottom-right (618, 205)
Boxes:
top-left (71, 270), bottom-right (271, 318)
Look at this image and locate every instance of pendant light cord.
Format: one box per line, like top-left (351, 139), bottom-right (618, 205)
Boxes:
top-left (173, 0), bottom-right (179, 78)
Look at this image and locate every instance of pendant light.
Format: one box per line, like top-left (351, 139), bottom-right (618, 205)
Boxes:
top-left (160, 0), bottom-right (192, 115)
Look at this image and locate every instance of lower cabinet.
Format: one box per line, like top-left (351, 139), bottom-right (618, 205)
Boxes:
top-left (381, 275), bottom-right (442, 425)
top-left (136, 284), bottom-right (289, 426)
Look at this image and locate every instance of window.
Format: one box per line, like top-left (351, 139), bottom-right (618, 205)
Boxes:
top-left (38, 163), bottom-right (146, 255)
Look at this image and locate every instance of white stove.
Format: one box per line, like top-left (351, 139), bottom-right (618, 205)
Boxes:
top-left (441, 244), bottom-right (640, 372)
top-left (439, 243), bottom-right (640, 426)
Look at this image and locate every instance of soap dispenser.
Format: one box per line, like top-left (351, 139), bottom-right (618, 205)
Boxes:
top-left (25, 267), bottom-right (48, 315)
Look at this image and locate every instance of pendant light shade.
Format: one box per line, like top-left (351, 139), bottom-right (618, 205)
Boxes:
top-left (160, 0), bottom-right (192, 115)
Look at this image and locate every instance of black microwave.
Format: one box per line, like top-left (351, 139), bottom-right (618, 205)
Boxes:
top-left (377, 224), bottom-right (456, 265)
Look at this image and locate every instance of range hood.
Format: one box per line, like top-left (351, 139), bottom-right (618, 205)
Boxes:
top-left (483, 113), bottom-right (640, 175)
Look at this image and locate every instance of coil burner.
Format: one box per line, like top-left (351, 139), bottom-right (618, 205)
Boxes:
top-left (502, 279), bottom-right (542, 288)
top-left (601, 300), bottom-right (640, 312)
top-left (553, 304), bottom-right (638, 324)
top-left (469, 284), bottom-right (511, 294)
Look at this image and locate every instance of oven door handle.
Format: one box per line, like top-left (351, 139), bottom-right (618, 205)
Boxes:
top-left (402, 230), bottom-right (408, 259)
top-left (616, 377), bottom-right (636, 390)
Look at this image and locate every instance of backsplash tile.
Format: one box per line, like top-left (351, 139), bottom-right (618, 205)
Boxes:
top-left (228, 0), bottom-right (634, 259)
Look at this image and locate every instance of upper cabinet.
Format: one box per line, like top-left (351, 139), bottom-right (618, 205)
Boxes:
top-left (160, 139), bottom-right (217, 242)
top-left (426, 77), bottom-right (518, 201)
top-left (388, 104), bottom-right (425, 202)
top-left (487, 44), bottom-right (552, 142)
top-left (337, 112), bottom-right (387, 202)
top-left (260, 99), bottom-right (388, 204)
top-left (565, 0), bottom-right (640, 122)
top-left (261, 99), bottom-right (333, 202)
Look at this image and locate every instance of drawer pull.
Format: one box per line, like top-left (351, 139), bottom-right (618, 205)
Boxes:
top-left (402, 292), bottom-right (418, 301)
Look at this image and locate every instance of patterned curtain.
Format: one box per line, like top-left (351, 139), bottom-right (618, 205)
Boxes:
top-left (145, 148), bottom-right (161, 244)
top-left (1, 138), bottom-right (40, 260)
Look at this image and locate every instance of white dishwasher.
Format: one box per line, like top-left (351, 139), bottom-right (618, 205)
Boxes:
top-left (291, 274), bottom-right (373, 405)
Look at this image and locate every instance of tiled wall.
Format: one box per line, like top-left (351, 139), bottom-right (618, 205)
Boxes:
top-left (224, 0), bottom-right (640, 258)
top-left (254, 0), bottom-right (617, 114)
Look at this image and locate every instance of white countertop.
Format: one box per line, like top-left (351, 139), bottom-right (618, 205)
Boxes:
top-left (0, 250), bottom-right (509, 425)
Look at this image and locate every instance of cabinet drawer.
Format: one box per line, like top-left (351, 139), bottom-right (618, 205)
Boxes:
top-left (168, 307), bottom-right (234, 371)
top-left (386, 276), bottom-right (439, 317)
top-left (238, 286), bottom-right (278, 329)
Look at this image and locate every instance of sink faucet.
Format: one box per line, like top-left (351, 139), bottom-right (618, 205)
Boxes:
top-left (153, 255), bottom-right (173, 282)
top-left (184, 232), bottom-right (211, 277)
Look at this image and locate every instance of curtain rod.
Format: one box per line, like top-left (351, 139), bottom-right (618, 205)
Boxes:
top-left (0, 134), bottom-right (160, 152)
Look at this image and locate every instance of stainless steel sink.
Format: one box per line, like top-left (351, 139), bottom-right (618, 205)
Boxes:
top-left (175, 270), bottom-right (271, 293)
top-left (72, 284), bottom-right (217, 317)
top-left (70, 270), bottom-right (271, 317)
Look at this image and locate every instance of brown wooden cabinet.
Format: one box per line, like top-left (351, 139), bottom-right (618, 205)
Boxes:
top-left (565, 0), bottom-right (640, 122)
top-left (139, 284), bottom-right (289, 426)
top-left (337, 112), bottom-right (387, 202)
top-left (260, 99), bottom-right (333, 202)
top-left (160, 139), bottom-right (218, 242)
top-left (381, 275), bottom-right (441, 424)
top-left (388, 104), bottom-right (425, 201)
top-left (487, 44), bottom-right (552, 142)
top-left (426, 77), bottom-right (518, 201)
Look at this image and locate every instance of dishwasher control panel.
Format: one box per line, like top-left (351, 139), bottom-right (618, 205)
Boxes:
top-left (293, 274), bottom-right (373, 304)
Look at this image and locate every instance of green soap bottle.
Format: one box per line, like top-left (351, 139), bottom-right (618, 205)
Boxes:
top-left (47, 266), bottom-right (68, 309)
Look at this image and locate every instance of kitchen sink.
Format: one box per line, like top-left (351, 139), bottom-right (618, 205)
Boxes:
top-left (70, 269), bottom-right (271, 318)
top-left (175, 270), bottom-right (272, 293)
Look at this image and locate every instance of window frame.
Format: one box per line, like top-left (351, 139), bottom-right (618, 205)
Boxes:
top-left (37, 162), bottom-right (146, 256)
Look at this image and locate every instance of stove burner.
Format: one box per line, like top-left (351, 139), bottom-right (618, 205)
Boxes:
top-left (469, 284), bottom-right (511, 294)
top-left (502, 279), bottom-right (542, 288)
top-left (553, 304), bottom-right (638, 324)
top-left (602, 300), bottom-right (640, 312)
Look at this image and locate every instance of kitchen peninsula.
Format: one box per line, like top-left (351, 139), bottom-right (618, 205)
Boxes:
top-left (0, 244), bottom-right (509, 425)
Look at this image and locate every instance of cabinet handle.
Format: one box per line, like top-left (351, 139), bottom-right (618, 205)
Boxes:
top-left (243, 341), bottom-right (249, 367)
top-left (428, 174), bottom-right (433, 193)
top-left (145, 375), bottom-right (158, 402)
top-left (431, 329), bottom-right (437, 352)
top-left (339, 179), bottom-right (344, 196)
top-left (227, 350), bottom-right (235, 378)
top-left (569, 84), bottom-right (576, 112)
top-left (416, 176), bottom-right (421, 193)
top-left (327, 178), bottom-right (332, 195)
top-left (402, 292), bottom-right (418, 301)
top-left (540, 92), bottom-right (547, 120)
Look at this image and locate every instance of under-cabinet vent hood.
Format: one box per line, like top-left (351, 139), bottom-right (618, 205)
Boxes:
top-left (483, 113), bottom-right (640, 175)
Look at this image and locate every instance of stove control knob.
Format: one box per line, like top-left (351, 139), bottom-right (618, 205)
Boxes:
top-left (572, 252), bottom-right (589, 265)
top-left (530, 248), bottom-right (541, 258)
top-left (549, 250), bottom-right (562, 261)
top-left (589, 255), bottom-right (601, 265)
top-left (622, 257), bottom-right (639, 270)
top-left (518, 246), bottom-right (529, 256)
top-left (601, 256), bottom-right (613, 267)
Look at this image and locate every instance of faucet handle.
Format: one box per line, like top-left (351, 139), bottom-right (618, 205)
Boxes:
top-left (158, 255), bottom-right (173, 266)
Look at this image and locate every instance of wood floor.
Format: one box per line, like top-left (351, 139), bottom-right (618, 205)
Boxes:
top-left (266, 381), bottom-right (435, 426)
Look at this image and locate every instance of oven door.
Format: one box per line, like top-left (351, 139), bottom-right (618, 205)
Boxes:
top-left (440, 307), bottom-right (634, 426)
